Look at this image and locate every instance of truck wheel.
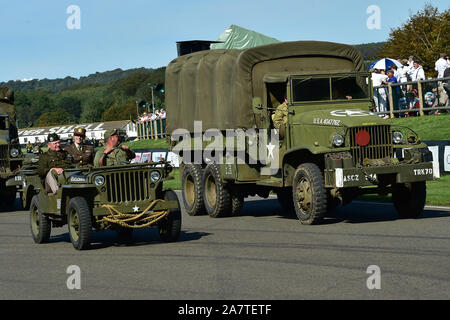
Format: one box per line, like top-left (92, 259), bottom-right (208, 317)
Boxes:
top-left (202, 164), bottom-right (231, 218)
top-left (392, 181), bottom-right (426, 219)
top-left (30, 195), bottom-right (51, 244)
top-left (67, 197), bottom-right (92, 250)
top-left (277, 187), bottom-right (295, 215)
top-left (292, 163), bottom-right (327, 225)
top-left (181, 164), bottom-right (206, 216)
top-left (159, 190), bottom-right (182, 242)
top-left (230, 193), bottom-right (244, 217)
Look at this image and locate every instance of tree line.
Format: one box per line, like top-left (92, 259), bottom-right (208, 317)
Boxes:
top-left (11, 67), bottom-right (166, 128)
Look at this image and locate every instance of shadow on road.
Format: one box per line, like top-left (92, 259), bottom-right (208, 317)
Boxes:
top-left (48, 229), bottom-right (211, 250)
top-left (241, 198), bottom-right (450, 224)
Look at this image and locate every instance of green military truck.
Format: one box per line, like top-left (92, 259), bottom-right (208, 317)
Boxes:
top-left (166, 41), bottom-right (436, 224)
top-left (0, 87), bottom-right (23, 206)
top-left (15, 161), bottom-right (181, 250)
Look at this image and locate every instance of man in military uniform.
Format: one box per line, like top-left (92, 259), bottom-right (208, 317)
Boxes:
top-left (38, 133), bottom-right (73, 194)
top-left (64, 128), bottom-right (94, 166)
top-left (94, 128), bottom-right (135, 166)
top-left (272, 97), bottom-right (289, 130)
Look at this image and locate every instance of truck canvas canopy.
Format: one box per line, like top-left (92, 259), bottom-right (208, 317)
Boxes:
top-left (166, 41), bottom-right (365, 133)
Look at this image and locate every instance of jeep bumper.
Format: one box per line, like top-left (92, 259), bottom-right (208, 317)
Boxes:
top-left (92, 199), bottom-right (179, 217)
top-left (324, 162), bottom-right (436, 188)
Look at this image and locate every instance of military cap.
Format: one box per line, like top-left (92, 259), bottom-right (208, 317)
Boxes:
top-left (47, 133), bottom-right (60, 142)
top-left (104, 128), bottom-right (120, 141)
top-left (74, 127), bottom-right (86, 137)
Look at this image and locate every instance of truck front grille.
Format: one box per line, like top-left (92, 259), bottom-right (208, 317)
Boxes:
top-left (105, 171), bottom-right (152, 203)
top-left (349, 125), bottom-right (393, 165)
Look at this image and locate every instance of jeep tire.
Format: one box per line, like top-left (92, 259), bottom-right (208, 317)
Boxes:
top-left (159, 190), bottom-right (182, 242)
top-left (292, 163), bottom-right (327, 225)
top-left (392, 181), bottom-right (426, 219)
top-left (68, 197), bottom-right (92, 250)
top-left (30, 195), bottom-right (51, 243)
top-left (181, 164), bottom-right (206, 216)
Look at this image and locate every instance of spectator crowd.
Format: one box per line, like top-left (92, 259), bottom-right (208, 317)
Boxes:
top-left (372, 54), bottom-right (450, 118)
top-left (137, 109), bottom-right (167, 123)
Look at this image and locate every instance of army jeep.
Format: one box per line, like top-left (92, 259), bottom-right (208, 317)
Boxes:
top-left (18, 162), bottom-right (181, 250)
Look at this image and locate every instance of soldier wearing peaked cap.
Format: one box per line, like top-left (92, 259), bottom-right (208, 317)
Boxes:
top-left (94, 128), bottom-right (135, 166)
top-left (64, 128), bottom-right (95, 167)
top-left (38, 133), bottom-right (73, 194)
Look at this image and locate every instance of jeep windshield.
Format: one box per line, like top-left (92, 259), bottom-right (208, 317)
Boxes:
top-left (291, 74), bottom-right (370, 103)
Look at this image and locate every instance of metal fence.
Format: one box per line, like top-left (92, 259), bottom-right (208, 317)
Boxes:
top-left (373, 76), bottom-right (450, 118)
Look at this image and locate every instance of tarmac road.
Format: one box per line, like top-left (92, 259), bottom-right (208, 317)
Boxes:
top-left (1, 192), bottom-right (450, 300)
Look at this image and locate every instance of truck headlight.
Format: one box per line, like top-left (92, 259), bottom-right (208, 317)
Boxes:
top-left (150, 171), bottom-right (161, 182)
top-left (393, 131), bottom-right (403, 144)
top-left (10, 148), bottom-right (19, 158)
top-left (94, 175), bottom-right (105, 186)
top-left (332, 134), bottom-right (344, 147)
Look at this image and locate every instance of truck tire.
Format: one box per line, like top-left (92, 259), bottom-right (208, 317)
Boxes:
top-left (181, 164), bottom-right (206, 216)
top-left (292, 163), bottom-right (327, 225)
top-left (67, 197), bottom-right (92, 250)
top-left (202, 164), bottom-right (231, 218)
top-left (277, 187), bottom-right (295, 215)
top-left (230, 193), bottom-right (244, 217)
top-left (392, 181), bottom-right (426, 219)
top-left (30, 195), bottom-right (51, 244)
top-left (159, 190), bottom-right (182, 242)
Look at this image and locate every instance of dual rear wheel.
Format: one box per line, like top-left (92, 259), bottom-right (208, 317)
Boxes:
top-left (182, 163), bottom-right (244, 218)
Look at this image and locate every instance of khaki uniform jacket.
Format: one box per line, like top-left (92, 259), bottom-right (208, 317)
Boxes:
top-left (64, 143), bottom-right (95, 167)
top-left (271, 101), bottom-right (288, 129)
top-left (94, 145), bottom-right (136, 166)
top-left (37, 149), bottom-right (72, 179)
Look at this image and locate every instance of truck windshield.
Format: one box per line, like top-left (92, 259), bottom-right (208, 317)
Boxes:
top-left (292, 75), bottom-right (369, 102)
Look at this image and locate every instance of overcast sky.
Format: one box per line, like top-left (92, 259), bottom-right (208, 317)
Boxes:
top-left (0, 0), bottom-right (447, 82)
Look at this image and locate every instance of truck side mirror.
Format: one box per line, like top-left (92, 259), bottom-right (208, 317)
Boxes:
top-left (252, 97), bottom-right (264, 114)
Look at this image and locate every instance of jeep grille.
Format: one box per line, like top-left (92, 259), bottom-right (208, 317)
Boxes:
top-left (349, 125), bottom-right (393, 165)
top-left (105, 171), bottom-right (153, 203)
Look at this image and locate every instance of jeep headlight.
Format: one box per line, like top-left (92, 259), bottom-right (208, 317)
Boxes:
top-left (150, 171), bottom-right (161, 182)
top-left (94, 175), bottom-right (105, 186)
top-left (10, 148), bottom-right (19, 158)
top-left (332, 134), bottom-right (344, 147)
top-left (393, 131), bottom-right (403, 144)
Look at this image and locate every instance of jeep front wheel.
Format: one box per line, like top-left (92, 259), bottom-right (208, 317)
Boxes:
top-left (159, 190), bottom-right (182, 242)
top-left (67, 197), bottom-right (92, 250)
top-left (292, 163), bottom-right (327, 225)
top-left (30, 195), bottom-right (51, 243)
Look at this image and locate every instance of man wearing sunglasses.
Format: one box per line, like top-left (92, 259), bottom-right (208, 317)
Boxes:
top-left (94, 128), bottom-right (135, 166)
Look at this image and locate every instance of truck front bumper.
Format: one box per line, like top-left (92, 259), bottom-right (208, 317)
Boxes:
top-left (324, 162), bottom-right (436, 188)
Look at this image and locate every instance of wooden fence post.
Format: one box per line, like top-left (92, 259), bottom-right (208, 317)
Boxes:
top-left (388, 83), bottom-right (394, 118)
top-left (417, 79), bottom-right (424, 116)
